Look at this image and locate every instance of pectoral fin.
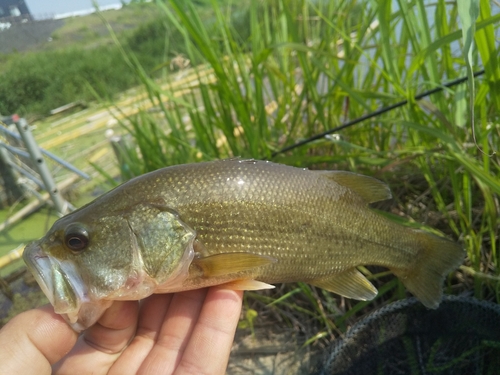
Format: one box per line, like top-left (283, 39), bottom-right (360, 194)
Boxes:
top-left (219, 279), bottom-right (275, 290)
top-left (309, 268), bottom-right (378, 300)
top-left (193, 252), bottom-right (277, 277)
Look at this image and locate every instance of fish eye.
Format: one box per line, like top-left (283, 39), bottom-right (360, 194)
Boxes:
top-left (64, 224), bottom-right (89, 252)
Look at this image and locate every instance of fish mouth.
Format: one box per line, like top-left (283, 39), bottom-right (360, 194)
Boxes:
top-left (23, 241), bottom-right (111, 332)
top-left (23, 242), bottom-right (64, 309)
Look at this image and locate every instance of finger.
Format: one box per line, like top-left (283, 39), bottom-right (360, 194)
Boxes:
top-left (137, 288), bottom-right (208, 375)
top-left (174, 288), bottom-right (243, 375)
top-left (53, 300), bottom-right (139, 375)
top-left (109, 293), bottom-right (173, 375)
top-left (0, 305), bottom-right (77, 375)
top-left (85, 300), bottom-right (140, 353)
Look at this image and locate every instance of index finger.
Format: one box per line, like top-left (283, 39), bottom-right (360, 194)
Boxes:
top-left (174, 288), bottom-right (243, 375)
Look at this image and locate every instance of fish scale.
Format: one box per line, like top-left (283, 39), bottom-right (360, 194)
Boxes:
top-left (23, 159), bottom-right (464, 331)
top-left (133, 161), bottom-right (427, 281)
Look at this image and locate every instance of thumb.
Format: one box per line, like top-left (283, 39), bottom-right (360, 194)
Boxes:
top-left (0, 305), bottom-right (78, 375)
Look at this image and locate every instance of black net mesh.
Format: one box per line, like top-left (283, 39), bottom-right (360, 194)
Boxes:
top-left (315, 296), bottom-right (500, 375)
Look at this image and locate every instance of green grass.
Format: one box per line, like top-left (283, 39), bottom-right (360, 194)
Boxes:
top-left (105, 0), bottom-right (500, 335)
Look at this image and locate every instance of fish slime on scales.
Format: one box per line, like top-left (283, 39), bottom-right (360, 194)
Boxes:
top-left (23, 159), bottom-right (464, 331)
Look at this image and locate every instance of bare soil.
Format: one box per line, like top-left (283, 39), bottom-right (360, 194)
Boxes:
top-left (0, 19), bottom-right (64, 53)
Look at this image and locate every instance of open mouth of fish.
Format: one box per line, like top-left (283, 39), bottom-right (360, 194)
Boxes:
top-left (23, 241), bottom-right (112, 332)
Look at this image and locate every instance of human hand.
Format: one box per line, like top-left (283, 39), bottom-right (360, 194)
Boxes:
top-left (0, 287), bottom-right (243, 375)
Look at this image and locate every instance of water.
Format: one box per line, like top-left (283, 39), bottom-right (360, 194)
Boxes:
top-left (0, 207), bottom-right (59, 258)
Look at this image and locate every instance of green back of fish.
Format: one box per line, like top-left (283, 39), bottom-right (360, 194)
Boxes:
top-left (115, 160), bottom-right (446, 282)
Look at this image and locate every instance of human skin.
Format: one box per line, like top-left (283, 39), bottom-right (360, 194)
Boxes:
top-left (0, 287), bottom-right (243, 375)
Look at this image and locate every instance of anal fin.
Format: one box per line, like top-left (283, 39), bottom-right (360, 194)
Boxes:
top-left (310, 268), bottom-right (378, 301)
top-left (193, 252), bottom-right (277, 277)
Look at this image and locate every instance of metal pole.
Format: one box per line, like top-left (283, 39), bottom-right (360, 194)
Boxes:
top-left (15, 119), bottom-right (68, 216)
top-left (0, 142), bottom-right (31, 158)
top-left (3, 160), bottom-right (45, 189)
top-left (0, 124), bottom-right (90, 180)
top-left (0, 143), bottom-right (25, 206)
top-left (39, 147), bottom-right (91, 180)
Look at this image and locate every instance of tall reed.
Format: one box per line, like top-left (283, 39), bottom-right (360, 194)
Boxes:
top-left (111, 0), bottom-right (499, 333)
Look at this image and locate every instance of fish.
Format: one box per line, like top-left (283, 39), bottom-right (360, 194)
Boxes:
top-left (23, 159), bottom-right (464, 331)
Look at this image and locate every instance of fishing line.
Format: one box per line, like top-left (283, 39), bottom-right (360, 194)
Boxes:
top-left (271, 69), bottom-right (485, 158)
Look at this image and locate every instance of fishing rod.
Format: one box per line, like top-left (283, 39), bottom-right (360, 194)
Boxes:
top-left (271, 69), bottom-right (486, 158)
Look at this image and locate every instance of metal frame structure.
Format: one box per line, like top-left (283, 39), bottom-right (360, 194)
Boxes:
top-left (0, 118), bottom-right (90, 217)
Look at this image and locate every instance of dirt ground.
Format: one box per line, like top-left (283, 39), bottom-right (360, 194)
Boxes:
top-left (228, 327), bottom-right (321, 374)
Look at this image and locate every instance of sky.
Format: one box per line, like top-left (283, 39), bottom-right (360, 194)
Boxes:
top-left (25, 0), bottom-right (128, 18)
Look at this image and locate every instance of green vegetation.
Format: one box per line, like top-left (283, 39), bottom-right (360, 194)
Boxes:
top-left (109, 0), bottom-right (499, 338)
top-left (0, 47), bottom-right (139, 115)
top-left (0, 3), bottom-right (169, 115)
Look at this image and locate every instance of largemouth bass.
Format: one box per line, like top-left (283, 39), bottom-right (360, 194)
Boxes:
top-left (23, 159), bottom-right (464, 331)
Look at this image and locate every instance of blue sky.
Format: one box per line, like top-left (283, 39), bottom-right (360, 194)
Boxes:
top-left (25, 0), bottom-right (127, 18)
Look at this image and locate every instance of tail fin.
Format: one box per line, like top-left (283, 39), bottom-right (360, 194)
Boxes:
top-left (393, 230), bottom-right (464, 309)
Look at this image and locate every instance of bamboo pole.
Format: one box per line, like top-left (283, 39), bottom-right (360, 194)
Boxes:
top-left (39, 70), bottom-right (217, 150)
top-left (0, 245), bottom-right (24, 269)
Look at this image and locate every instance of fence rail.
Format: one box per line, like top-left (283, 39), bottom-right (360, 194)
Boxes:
top-left (0, 117), bottom-right (90, 232)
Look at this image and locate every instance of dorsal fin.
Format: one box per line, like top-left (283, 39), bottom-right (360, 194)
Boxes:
top-left (319, 171), bottom-right (392, 203)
